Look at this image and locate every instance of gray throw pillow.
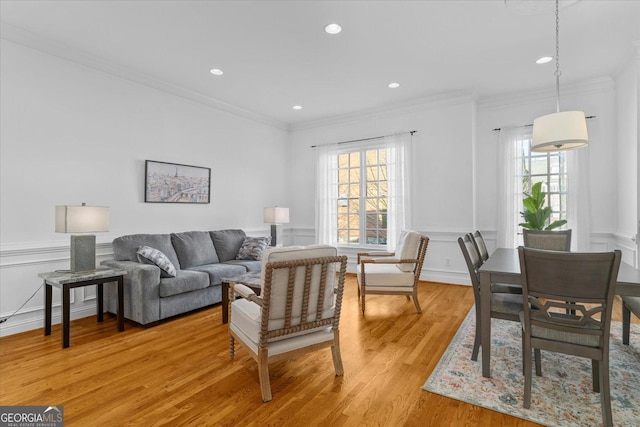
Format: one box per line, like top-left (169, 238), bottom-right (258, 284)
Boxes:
top-left (137, 246), bottom-right (177, 278)
top-left (236, 236), bottom-right (271, 261)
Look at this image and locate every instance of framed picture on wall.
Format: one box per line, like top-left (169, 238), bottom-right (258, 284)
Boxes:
top-left (144, 160), bottom-right (211, 204)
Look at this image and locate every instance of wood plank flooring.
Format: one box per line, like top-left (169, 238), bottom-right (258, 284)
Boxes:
top-left (0, 277), bottom-right (635, 426)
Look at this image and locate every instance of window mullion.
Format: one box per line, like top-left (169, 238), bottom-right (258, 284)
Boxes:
top-left (360, 150), bottom-right (367, 244)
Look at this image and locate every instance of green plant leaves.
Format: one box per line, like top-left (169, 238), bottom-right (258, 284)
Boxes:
top-left (519, 182), bottom-right (566, 231)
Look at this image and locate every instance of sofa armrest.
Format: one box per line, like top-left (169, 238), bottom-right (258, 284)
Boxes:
top-left (101, 260), bottom-right (162, 325)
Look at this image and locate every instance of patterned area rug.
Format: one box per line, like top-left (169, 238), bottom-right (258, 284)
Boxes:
top-left (423, 307), bottom-right (640, 426)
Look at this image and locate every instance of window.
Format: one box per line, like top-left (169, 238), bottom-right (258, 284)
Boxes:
top-left (337, 148), bottom-right (388, 245)
top-left (517, 138), bottom-right (568, 225)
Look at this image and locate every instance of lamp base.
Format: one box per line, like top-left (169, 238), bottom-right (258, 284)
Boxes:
top-left (270, 224), bottom-right (284, 247)
top-left (70, 235), bottom-right (96, 273)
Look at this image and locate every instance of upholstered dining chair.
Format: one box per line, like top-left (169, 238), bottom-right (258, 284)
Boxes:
top-left (522, 229), bottom-right (572, 251)
top-left (622, 296), bottom-right (640, 345)
top-left (229, 245), bottom-right (348, 402)
top-left (518, 247), bottom-right (621, 427)
top-left (356, 231), bottom-right (429, 315)
top-left (471, 230), bottom-right (489, 261)
top-left (458, 234), bottom-right (524, 361)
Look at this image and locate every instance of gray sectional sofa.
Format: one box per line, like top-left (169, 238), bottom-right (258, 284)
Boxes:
top-left (101, 229), bottom-right (262, 326)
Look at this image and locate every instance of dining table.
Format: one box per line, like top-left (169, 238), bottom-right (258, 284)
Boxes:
top-left (478, 247), bottom-right (640, 378)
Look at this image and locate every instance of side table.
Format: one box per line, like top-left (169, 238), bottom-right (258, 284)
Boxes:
top-left (39, 268), bottom-right (127, 348)
top-left (221, 272), bottom-right (261, 324)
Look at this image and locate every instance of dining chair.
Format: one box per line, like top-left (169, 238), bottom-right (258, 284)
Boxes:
top-left (518, 247), bottom-right (621, 427)
top-left (458, 234), bottom-right (524, 361)
top-left (522, 229), bottom-right (572, 251)
top-left (622, 295), bottom-right (640, 345)
top-left (229, 245), bottom-right (348, 402)
top-left (471, 230), bottom-right (489, 261)
top-left (356, 231), bottom-right (429, 315)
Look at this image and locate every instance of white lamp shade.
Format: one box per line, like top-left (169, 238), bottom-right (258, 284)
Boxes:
top-left (55, 205), bottom-right (110, 233)
top-left (263, 207), bottom-right (289, 224)
top-left (532, 111), bottom-right (589, 152)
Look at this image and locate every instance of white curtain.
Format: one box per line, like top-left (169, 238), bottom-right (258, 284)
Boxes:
top-left (385, 132), bottom-right (412, 251)
top-left (315, 143), bottom-right (339, 245)
top-left (567, 147), bottom-right (592, 251)
top-left (496, 126), bottom-right (527, 248)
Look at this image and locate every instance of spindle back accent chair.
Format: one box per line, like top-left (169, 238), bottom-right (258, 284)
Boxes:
top-left (518, 247), bottom-right (621, 427)
top-left (356, 231), bottom-right (429, 315)
top-left (229, 245), bottom-right (347, 402)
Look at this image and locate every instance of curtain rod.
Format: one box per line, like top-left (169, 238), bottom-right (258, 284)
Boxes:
top-left (492, 115), bottom-right (596, 132)
top-left (310, 130), bottom-right (417, 148)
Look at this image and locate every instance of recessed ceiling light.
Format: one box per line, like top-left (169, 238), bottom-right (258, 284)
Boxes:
top-left (292, 105), bottom-right (303, 110)
top-left (536, 56), bottom-right (553, 64)
top-left (388, 82), bottom-right (400, 89)
top-left (324, 23), bottom-right (342, 35)
top-left (209, 68), bottom-right (224, 75)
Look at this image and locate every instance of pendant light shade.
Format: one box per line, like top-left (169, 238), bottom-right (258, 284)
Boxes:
top-left (531, 0), bottom-right (588, 152)
top-left (532, 110), bottom-right (588, 152)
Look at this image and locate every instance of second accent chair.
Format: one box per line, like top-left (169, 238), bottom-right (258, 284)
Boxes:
top-left (356, 231), bottom-right (429, 315)
top-left (229, 245), bottom-right (348, 402)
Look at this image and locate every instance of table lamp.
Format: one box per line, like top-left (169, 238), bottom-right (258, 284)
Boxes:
top-left (55, 203), bottom-right (110, 272)
top-left (263, 206), bottom-right (289, 247)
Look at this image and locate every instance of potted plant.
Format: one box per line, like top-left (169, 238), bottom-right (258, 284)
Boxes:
top-left (519, 182), bottom-right (566, 230)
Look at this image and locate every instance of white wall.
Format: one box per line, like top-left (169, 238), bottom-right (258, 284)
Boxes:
top-left (614, 42), bottom-right (640, 266)
top-left (0, 40), bottom-right (290, 336)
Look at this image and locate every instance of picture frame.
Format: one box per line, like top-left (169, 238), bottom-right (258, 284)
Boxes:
top-left (144, 160), bottom-right (211, 204)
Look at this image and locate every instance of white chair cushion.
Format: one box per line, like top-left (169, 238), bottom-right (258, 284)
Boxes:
top-left (357, 263), bottom-right (415, 288)
top-left (231, 299), bottom-right (334, 356)
top-left (394, 230), bottom-right (421, 272)
top-left (260, 245), bottom-right (338, 326)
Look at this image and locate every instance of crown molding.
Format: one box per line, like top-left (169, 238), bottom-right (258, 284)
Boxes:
top-left (477, 76), bottom-right (615, 110)
top-left (290, 91), bottom-right (476, 132)
top-left (0, 22), bottom-right (288, 131)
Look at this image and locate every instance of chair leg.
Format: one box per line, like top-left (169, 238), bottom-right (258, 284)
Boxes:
top-left (534, 349), bottom-right (541, 376)
top-left (331, 331), bottom-right (344, 376)
top-left (229, 335), bottom-right (235, 360)
top-left (472, 308), bottom-right (481, 361)
top-left (412, 288), bottom-right (422, 314)
top-left (592, 359), bottom-right (600, 393)
top-left (599, 358), bottom-right (613, 427)
top-left (622, 304), bottom-right (631, 345)
top-left (361, 287), bottom-right (366, 315)
top-left (257, 347), bottom-right (272, 402)
top-left (523, 335), bottom-right (532, 408)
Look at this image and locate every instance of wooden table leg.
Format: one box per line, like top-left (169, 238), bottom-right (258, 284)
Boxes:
top-left (63, 284), bottom-right (70, 348)
top-left (480, 271), bottom-right (491, 377)
top-left (117, 276), bottom-right (124, 332)
top-left (222, 281), bottom-right (229, 324)
top-left (97, 283), bottom-right (104, 322)
top-left (44, 282), bottom-right (52, 336)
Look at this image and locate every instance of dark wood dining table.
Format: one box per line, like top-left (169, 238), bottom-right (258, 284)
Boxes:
top-left (478, 247), bottom-right (640, 378)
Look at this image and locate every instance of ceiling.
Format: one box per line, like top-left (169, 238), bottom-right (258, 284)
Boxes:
top-left (1, 0), bottom-right (638, 127)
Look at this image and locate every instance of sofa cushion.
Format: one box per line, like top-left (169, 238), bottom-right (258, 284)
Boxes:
top-left (112, 234), bottom-right (181, 269)
top-left (136, 246), bottom-right (177, 278)
top-left (236, 236), bottom-right (271, 260)
top-left (223, 260), bottom-right (262, 272)
top-left (210, 229), bottom-right (246, 262)
top-left (171, 231), bottom-right (219, 269)
top-left (159, 270), bottom-right (210, 298)
top-left (188, 263), bottom-right (247, 286)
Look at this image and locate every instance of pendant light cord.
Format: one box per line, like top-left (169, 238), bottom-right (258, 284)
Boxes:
top-left (554, 0), bottom-right (561, 113)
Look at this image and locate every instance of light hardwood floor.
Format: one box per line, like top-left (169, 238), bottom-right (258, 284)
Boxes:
top-left (0, 277), bottom-right (635, 426)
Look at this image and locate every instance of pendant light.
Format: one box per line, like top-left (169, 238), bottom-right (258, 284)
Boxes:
top-left (531, 0), bottom-right (588, 152)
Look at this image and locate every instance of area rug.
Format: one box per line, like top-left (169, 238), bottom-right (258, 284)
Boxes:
top-left (423, 307), bottom-right (640, 426)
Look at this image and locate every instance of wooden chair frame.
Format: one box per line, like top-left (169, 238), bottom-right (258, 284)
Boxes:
top-left (229, 254), bottom-right (348, 402)
top-left (356, 235), bottom-right (429, 315)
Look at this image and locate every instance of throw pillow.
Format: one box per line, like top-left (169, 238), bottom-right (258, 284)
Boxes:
top-left (137, 246), bottom-right (177, 278)
top-left (236, 236), bottom-right (271, 261)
